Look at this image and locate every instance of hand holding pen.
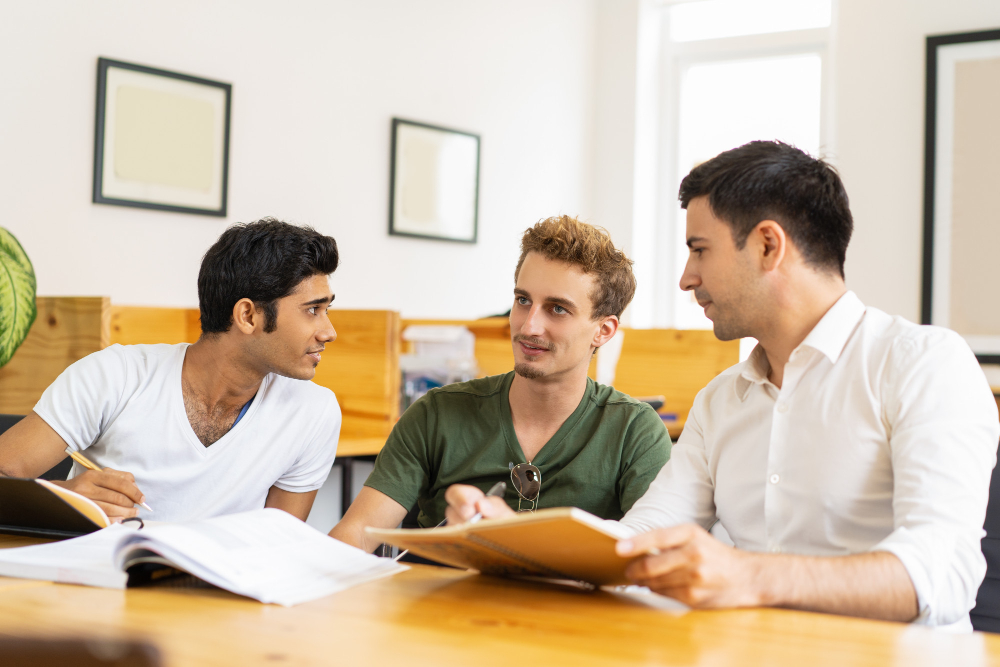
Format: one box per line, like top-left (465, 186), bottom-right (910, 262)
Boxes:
top-left (393, 481), bottom-right (507, 562)
top-left (53, 448), bottom-right (153, 520)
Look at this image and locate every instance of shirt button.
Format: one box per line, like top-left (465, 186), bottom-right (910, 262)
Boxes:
top-left (776, 403), bottom-right (789, 413)
top-left (769, 474), bottom-right (780, 484)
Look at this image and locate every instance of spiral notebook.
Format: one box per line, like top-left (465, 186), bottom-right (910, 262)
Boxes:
top-left (367, 507), bottom-right (634, 586)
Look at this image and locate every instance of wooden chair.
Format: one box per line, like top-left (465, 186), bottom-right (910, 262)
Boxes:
top-left (609, 329), bottom-right (739, 433)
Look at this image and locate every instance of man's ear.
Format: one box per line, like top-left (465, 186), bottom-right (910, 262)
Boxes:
top-left (754, 220), bottom-right (787, 273)
top-left (592, 315), bottom-right (620, 350)
top-left (232, 298), bottom-right (261, 335)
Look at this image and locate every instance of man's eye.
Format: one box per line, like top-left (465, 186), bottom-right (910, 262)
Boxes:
top-left (516, 296), bottom-right (529, 305)
top-left (692, 248), bottom-right (705, 256)
top-left (553, 305), bottom-right (567, 314)
top-left (307, 307), bottom-right (317, 315)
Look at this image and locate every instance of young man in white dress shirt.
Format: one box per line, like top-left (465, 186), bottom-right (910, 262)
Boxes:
top-left (0, 218), bottom-right (342, 523)
top-left (449, 141), bottom-right (999, 628)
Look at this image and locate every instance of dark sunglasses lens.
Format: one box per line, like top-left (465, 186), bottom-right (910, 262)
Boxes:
top-left (512, 464), bottom-right (541, 500)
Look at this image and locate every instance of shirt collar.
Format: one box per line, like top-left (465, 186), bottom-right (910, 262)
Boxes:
top-left (733, 291), bottom-right (866, 401)
top-left (797, 290), bottom-right (866, 365)
top-left (735, 344), bottom-right (771, 400)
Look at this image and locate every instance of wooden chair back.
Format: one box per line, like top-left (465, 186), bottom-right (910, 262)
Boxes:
top-left (611, 329), bottom-right (739, 423)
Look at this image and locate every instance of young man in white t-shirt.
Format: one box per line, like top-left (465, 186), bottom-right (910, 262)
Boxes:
top-left (0, 218), bottom-right (342, 522)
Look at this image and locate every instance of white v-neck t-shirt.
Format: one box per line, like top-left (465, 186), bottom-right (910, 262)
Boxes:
top-left (34, 344), bottom-right (341, 522)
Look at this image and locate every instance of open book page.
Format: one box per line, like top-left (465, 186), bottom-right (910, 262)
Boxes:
top-left (0, 524), bottom-right (133, 588)
top-left (114, 508), bottom-right (406, 606)
top-left (368, 507), bottom-right (635, 586)
top-left (35, 479), bottom-right (110, 528)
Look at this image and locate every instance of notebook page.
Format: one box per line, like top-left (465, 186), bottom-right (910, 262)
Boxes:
top-left (0, 524), bottom-right (132, 588)
top-left (114, 508), bottom-right (406, 606)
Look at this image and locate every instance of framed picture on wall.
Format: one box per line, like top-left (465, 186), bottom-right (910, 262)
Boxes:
top-left (388, 118), bottom-right (480, 243)
top-left (93, 57), bottom-right (232, 217)
top-left (923, 29), bottom-right (1000, 363)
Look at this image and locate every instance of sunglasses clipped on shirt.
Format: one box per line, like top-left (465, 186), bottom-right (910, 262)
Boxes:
top-left (509, 462), bottom-right (542, 512)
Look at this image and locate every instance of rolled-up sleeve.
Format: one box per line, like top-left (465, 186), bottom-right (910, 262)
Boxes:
top-left (870, 329), bottom-right (999, 626)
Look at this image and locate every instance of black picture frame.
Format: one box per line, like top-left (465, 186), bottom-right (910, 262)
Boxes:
top-left (93, 57), bottom-right (232, 217)
top-left (388, 118), bottom-right (480, 243)
top-left (922, 29), bottom-right (1000, 364)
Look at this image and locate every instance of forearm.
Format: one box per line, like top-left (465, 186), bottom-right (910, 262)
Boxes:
top-left (329, 487), bottom-right (408, 553)
top-left (264, 487), bottom-right (317, 522)
top-left (0, 413), bottom-right (71, 478)
top-left (328, 517), bottom-right (373, 551)
top-left (752, 550), bottom-right (918, 622)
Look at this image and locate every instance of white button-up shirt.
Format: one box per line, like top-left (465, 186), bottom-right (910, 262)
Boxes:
top-left (621, 291), bottom-right (999, 628)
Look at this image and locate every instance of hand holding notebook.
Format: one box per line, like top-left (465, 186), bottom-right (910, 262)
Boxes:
top-left (368, 507), bottom-right (636, 587)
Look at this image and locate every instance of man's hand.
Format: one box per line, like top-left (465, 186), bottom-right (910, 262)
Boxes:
top-left (51, 468), bottom-right (146, 521)
top-left (444, 484), bottom-right (515, 525)
top-left (616, 523), bottom-right (762, 608)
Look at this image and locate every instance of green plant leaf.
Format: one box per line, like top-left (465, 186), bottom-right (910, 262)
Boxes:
top-left (0, 227), bottom-right (37, 367)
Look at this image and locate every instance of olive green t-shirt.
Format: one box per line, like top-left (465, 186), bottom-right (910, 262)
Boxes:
top-left (365, 372), bottom-right (671, 528)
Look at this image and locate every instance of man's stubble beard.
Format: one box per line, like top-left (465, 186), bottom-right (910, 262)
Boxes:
top-left (514, 363), bottom-right (545, 380)
top-left (705, 265), bottom-right (767, 342)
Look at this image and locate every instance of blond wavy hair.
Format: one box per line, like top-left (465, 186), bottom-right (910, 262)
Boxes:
top-left (514, 215), bottom-right (636, 319)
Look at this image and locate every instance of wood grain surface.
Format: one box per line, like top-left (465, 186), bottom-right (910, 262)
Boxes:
top-left (319, 309), bottom-right (401, 439)
top-left (0, 297), bottom-right (109, 414)
top-left (109, 305), bottom-right (201, 346)
top-left (0, 533), bottom-right (996, 667)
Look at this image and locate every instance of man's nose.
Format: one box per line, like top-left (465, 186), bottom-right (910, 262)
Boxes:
top-left (319, 317), bottom-right (337, 343)
top-left (679, 260), bottom-right (699, 292)
top-left (519, 305), bottom-right (545, 336)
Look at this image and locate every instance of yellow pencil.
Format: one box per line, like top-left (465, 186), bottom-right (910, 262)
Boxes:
top-left (65, 448), bottom-right (153, 512)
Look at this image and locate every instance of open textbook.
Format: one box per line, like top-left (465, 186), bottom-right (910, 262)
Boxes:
top-left (0, 508), bottom-right (405, 606)
top-left (367, 507), bottom-right (635, 586)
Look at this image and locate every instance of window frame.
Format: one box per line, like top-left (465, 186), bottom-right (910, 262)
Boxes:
top-left (648, 14), bottom-right (834, 329)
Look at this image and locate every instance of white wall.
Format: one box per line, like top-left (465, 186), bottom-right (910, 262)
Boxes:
top-left (0, 0), bottom-right (597, 319)
top-left (592, 0), bottom-right (662, 327)
top-left (833, 0), bottom-right (1000, 322)
top-left (7, 1), bottom-right (998, 326)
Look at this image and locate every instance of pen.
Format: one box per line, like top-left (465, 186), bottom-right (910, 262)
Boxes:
top-left (65, 448), bottom-right (153, 512)
top-left (467, 481), bottom-right (507, 524)
top-left (393, 481), bottom-right (507, 562)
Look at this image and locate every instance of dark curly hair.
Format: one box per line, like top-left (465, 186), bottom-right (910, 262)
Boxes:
top-left (515, 215), bottom-right (636, 319)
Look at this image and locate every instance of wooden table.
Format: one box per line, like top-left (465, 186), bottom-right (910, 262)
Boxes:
top-left (1, 537), bottom-right (999, 666)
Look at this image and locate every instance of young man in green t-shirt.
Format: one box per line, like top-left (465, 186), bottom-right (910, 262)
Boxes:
top-left (330, 216), bottom-right (671, 553)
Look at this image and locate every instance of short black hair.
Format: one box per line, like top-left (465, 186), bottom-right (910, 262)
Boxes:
top-left (678, 141), bottom-right (853, 277)
top-left (198, 218), bottom-right (339, 334)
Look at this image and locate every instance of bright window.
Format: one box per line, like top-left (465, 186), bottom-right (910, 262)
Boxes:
top-left (673, 54), bottom-right (824, 329)
top-left (655, 1), bottom-right (831, 335)
top-left (669, 0), bottom-right (831, 43)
